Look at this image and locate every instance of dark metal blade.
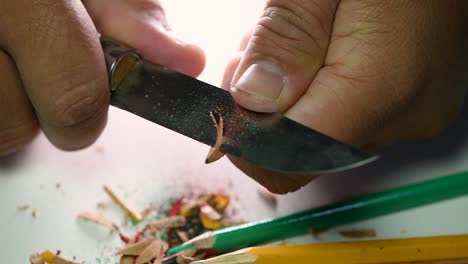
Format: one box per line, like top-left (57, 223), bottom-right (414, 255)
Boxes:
top-left (102, 39), bottom-right (377, 174)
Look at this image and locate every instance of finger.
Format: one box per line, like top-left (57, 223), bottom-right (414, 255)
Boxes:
top-left (239, 30), bottom-right (253, 51)
top-left (285, 0), bottom-right (464, 147)
top-left (220, 29), bottom-right (254, 90)
top-left (0, 0), bottom-right (109, 150)
top-left (230, 0), bottom-right (339, 113)
top-left (221, 52), bottom-right (243, 91)
top-left (0, 50), bottom-right (38, 156)
top-left (85, 0), bottom-right (205, 77)
top-left (228, 155), bottom-right (317, 194)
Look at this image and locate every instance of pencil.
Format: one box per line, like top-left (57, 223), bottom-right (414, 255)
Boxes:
top-left (167, 170), bottom-right (468, 255)
top-left (192, 234), bottom-right (468, 264)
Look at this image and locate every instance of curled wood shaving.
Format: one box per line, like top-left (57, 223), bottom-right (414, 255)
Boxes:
top-left (339, 228), bottom-right (377, 238)
top-left (145, 216), bottom-right (187, 231)
top-left (103, 185), bottom-right (142, 222)
top-left (77, 212), bottom-right (118, 231)
top-left (205, 111), bottom-right (225, 164)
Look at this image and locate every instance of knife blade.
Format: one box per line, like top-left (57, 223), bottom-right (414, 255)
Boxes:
top-left (101, 39), bottom-right (377, 174)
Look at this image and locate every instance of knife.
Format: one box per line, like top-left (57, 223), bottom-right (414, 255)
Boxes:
top-left (101, 39), bottom-right (377, 174)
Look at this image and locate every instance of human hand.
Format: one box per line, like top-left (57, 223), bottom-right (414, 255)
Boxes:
top-left (0, 0), bottom-right (204, 156)
top-left (222, 0), bottom-right (468, 193)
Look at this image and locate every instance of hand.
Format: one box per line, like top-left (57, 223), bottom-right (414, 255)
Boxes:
top-left (222, 0), bottom-right (468, 193)
top-left (0, 0), bottom-right (204, 156)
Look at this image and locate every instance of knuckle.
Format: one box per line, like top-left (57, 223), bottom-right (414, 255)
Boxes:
top-left (250, 0), bottom-right (336, 65)
top-left (43, 76), bottom-right (109, 130)
top-left (0, 121), bottom-right (38, 156)
top-left (261, 0), bottom-right (334, 45)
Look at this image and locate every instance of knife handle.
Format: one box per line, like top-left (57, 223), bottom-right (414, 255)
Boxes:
top-left (101, 38), bottom-right (141, 92)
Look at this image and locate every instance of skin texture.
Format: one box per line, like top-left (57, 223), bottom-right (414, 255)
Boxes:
top-left (1, 0), bottom-right (468, 195)
top-left (223, 0), bottom-right (468, 193)
top-left (0, 0), bottom-right (205, 156)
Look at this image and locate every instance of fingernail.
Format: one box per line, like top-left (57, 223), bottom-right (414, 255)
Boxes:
top-left (231, 61), bottom-right (285, 112)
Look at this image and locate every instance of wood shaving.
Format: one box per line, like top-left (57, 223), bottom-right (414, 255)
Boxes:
top-left (175, 249), bottom-right (197, 264)
top-left (176, 230), bottom-right (190, 242)
top-left (53, 256), bottom-right (80, 264)
top-left (200, 204), bottom-right (222, 221)
top-left (123, 213), bottom-right (130, 226)
top-left (339, 228), bottom-right (377, 238)
top-left (210, 194), bottom-right (230, 212)
top-left (117, 238), bottom-right (155, 256)
top-left (145, 216), bottom-right (187, 231)
top-left (119, 256), bottom-right (135, 264)
top-left (17, 204), bottom-right (31, 212)
top-left (77, 212), bottom-right (118, 231)
top-left (180, 195), bottom-right (211, 216)
top-left (96, 202), bottom-right (108, 210)
top-left (135, 240), bottom-right (166, 264)
top-left (205, 111), bottom-right (225, 163)
top-left (29, 251), bottom-right (79, 264)
top-left (140, 208), bottom-right (157, 220)
top-left (103, 185), bottom-right (142, 222)
top-left (29, 253), bottom-right (44, 264)
top-left (176, 249), bottom-right (212, 264)
top-left (309, 227), bottom-right (329, 237)
top-left (200, 213), bottom-right (222, 230)
top-left (257, 187), bottom-right (278, 207)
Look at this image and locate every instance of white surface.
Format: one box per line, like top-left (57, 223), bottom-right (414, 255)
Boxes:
top-left (2, 1), bottom-right (468, 262)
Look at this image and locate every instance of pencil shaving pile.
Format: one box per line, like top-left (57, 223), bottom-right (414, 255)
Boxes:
top-left (30, 187), bottom-right (242, 264)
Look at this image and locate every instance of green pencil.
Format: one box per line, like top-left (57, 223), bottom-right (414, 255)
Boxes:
top-left (167, 170), bottom-right (468, 255)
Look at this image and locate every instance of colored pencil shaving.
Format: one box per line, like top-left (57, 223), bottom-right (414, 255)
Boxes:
top-left (145, 216), bottom-right (187, 231)
top-left (191, 234), bottom-right (468, 264)
top-left (339, 228), bottom-right (377, 238)
top-left (103, 185), bottom-right (143, 222)
top-left (35, 192), bottom-right (239, 263)
top-left (205, 111), bottom-right (225, 164)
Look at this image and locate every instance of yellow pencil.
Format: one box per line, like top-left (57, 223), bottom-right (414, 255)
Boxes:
top-left (191, 234), bottom-right (468, 264)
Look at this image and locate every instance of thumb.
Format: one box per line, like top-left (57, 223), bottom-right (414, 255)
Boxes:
top-left (230, 0), bottom-right (339, 113)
